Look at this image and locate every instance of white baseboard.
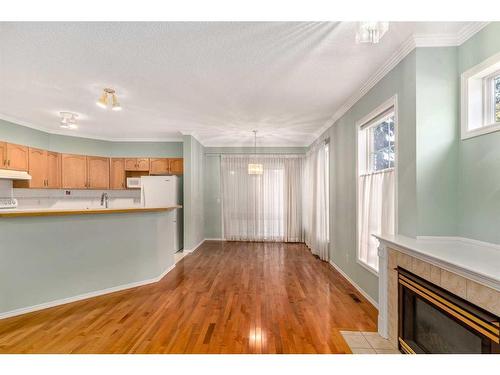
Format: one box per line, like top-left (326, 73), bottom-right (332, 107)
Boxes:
top-left (184, 238), bottom-right (206, 253)
top-left (0, 264), bottom-right (176, 321)
top-left (329, 260), bottom-right (378, 309)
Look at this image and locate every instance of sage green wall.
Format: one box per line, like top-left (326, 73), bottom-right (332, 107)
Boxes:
top-left (415, 47), bottom-right (459, 236)
top-left (457, 23), bottom-right (500, 244)
top-left (203, 147), bottom-right (307, 239)
top-left (0, 119), bottom-right (183, 157)
top-left (183, 135), bottom-right (205, 250)
top-left (0, 211), bottom-right (175, 315)
top-left (317, 50), bottom-right (417, 302)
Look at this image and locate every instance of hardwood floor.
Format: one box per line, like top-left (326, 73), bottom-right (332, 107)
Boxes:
top-left (0, 241), bottom-right (377, 353)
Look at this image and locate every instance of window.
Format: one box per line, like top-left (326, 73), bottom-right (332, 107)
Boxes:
top-left (461, 52), bottom-right (500, 139)
top-left (357, 99), bottom-right (397, 274)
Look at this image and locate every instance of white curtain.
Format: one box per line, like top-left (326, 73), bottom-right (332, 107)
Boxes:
top-left (303, 142), bottom-right (329, 261)
top-left (358, 169), bottom-right (395, 271)
top-left (221, 155), bottom-right (303, 242)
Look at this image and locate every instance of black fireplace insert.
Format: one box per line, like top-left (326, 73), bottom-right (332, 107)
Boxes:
top-left (398, 267), bottom-right (499, 354)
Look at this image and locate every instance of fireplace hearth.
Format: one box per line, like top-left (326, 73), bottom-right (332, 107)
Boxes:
top-left (398, 267), bottom-right (499, 354)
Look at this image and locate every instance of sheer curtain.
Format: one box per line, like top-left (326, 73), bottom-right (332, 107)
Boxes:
top-left (358, 169), bottom-right (395, 271)
top-left (303, 142), bottom-right (329, 261)
top-left (221, 155), bottom-right (303, 242)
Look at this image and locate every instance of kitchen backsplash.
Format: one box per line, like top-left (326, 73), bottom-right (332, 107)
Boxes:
top-left (0, 180), bottom-right (141, 209)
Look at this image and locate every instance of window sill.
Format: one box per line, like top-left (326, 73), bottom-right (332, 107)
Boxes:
top-left (356, 259), bottom-right (379, 277)
top-left (462, 122), bottom-right (500, 140)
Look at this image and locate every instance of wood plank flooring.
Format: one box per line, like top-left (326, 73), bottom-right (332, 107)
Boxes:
top-left (0, 241), bottom-right (377, 353)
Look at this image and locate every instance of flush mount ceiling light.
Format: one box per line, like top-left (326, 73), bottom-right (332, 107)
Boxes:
top-left (96, 88), bottom-right (122, 111)
top-left (248, 130), bottom-right (263, 175)
top-left (59, 111), bottom-right (78, 129)
top-left (356, 22), bottom-right (389, 44)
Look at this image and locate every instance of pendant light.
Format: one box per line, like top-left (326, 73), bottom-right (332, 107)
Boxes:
top-left (355, 22), bottom-right (389, 44)
top-left (248, 130), bottom-right (263, 175)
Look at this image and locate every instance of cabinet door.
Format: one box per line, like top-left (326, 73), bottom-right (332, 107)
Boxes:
top-left (62, 154), bottom-right (87, 189)
top-left (124, 158), bottom-right (138, 171)
top-left (87, 156), bottom-right (110, 189)
top-left (6, 143), bottom-right (29, 171)
top-left (169, 158), bottom-right (184, 175)
top-left (149, 158), bottom-right (169, 175)
top-left (136, 158), bottom-right (150, 171)
top-left (47, 151), bottom-right (62, 188)
top-left (0, 142), bottom-right (6, 168)
top-left (28, 148), bottom-right (48, 188)
top-left (110, 158), bottom-right (125, 189)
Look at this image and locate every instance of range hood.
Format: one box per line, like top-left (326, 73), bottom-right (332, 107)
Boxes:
top-left (0, 169), bottom-right (32, 180)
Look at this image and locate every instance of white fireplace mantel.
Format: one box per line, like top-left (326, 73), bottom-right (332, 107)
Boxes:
top-left (375, 234), bottom-right (500, 339)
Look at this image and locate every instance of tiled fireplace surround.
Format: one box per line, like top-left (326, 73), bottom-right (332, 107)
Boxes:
top-left (378, 242), bottom-right (500, 349)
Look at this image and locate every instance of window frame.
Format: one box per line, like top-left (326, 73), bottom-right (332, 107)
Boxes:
top-left (461, 51), bottom-right (500, 140)
top-left (355, 95), bottom-right (398, 276)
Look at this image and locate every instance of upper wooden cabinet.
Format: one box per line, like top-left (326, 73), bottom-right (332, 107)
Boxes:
top-left (27, 148), bottom-right (48, 188)
top-left (47, 151), bottom-right (62, 188)
top-left (169, 158), bottom-right (184, 175)
top-left (0, 142), bottom-right (6, 168)
top-left (62, 154), bottom-right (88, 189)
top-left (110, 158), bottom-right (125, 189)
top-left (5, 143), bottom-right (29, 171)
top-left (149, 158), bottom-right (169, 175)
top-left (125, 158), bottom-right (149, 171)
top-left (87, 156), bottom-right (110, 189)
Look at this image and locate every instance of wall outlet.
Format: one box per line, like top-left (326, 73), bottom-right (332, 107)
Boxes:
top-left (65, 190), bottom-right (71, 195)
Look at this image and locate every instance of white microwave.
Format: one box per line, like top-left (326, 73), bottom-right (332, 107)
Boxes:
top-left (126, 177), bottom-right (141, 189)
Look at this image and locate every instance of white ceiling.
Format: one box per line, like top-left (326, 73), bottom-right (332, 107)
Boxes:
top-left (0, 22), bottom-right (477, 146)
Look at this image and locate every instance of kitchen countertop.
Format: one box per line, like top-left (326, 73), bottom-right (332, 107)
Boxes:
top-left (0, 205), bottom-right (182, 217)
top-left (374, 234), bottom-right (500, 290)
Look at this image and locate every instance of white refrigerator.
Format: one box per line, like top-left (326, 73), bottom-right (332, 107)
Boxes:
top-left (140, 175), bottom-right (183, 251)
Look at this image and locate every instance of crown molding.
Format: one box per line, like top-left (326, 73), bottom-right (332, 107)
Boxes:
top-left (0, 113), bottom-right (183, 143)
top-left (310, 22), bottom-right (490, 143)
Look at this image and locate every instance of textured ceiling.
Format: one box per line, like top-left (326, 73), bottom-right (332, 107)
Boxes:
top-left (0, 22), bottom-right (472, 146)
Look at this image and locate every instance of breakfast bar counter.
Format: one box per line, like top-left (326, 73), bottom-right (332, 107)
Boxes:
top-left (0, 205), bottom-right (182, 218)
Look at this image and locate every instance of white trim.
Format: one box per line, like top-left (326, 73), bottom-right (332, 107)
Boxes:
top-left (0, 264), bottom-right (176, 321)
top-left (184, 238), bottom-right (206, 253)
top-left (311, 22), bottom-right (488, 143)
top-left (416, 236), bottom-right (500, 251)
top-left (355, 95), bottom-right (398, 275)
top-left (204, 238), bottom-right (224, 241)
top-left (329, 260), bottom-right (378, 309)
top-left (460, 50), bottom-right (500, 140)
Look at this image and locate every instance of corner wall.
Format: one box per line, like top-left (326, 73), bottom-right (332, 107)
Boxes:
top-left (183, 135), bottom-right (205, 250)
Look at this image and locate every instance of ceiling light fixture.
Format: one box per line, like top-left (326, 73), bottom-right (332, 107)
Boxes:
top-left (59, 112), bottom-right (78, 129)
top-left (248, 130), bottom-right (263, 175)
top-left (96, 88), bottom-right (122, 111)
top-left (356, 22), bottom-right (389, 44)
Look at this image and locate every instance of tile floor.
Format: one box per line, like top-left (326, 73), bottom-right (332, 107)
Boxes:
top-left (340, 331), bottom-right (401, 354)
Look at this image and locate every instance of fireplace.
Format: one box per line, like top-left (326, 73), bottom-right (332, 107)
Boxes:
top-left (398, 267), bottom-right (499, 354)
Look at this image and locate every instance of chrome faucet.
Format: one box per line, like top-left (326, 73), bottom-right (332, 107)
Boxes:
top-left (100, 192), bottom-right (109, 208)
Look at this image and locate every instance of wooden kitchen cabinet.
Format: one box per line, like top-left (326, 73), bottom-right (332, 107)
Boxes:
top-left (5, 143), bottom-right (29, 171)
top-left (149, 158), bottom-right (169, 175)
top-left (110, 158), bottom-right (126, 189)
top-left (124, 158), bottom-right (150, 171)
top-left (169, 158), bottom-right (184, 175)
top-left (47, 151), bottom-right (62, 188)
top-left (62, 153), bottom-right (87, 189)
top-left (0, 142), bottom-right (6, 168)
top-left (27, 148), bottom-right (48, 188)
top-left (87, 156), bottom-right (110, 189)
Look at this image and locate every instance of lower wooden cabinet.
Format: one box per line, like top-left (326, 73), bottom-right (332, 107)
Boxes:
top-left (62, 154), bottom-right (88, 189)
top-left (110, 158), bottom-right (125, 189)
top-left (87, 156), bottom-right (110, 189)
